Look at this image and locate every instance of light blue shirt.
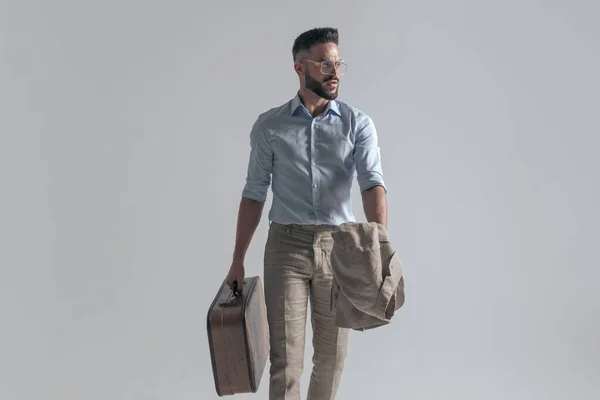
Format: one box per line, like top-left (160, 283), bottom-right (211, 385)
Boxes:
top-left (241, 92), bottom-right (387, 226)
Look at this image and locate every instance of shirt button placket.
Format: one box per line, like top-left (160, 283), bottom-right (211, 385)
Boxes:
top-left (310, 119), bottom-right (319, 222)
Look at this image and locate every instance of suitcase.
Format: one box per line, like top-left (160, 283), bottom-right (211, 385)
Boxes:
top-left (207, 276), bottom-right (269, 396)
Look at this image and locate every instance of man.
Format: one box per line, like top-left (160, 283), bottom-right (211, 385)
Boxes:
top-left (225, 27), bottom-right (388, 400)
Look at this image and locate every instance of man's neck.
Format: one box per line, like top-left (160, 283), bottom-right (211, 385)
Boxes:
top-left (298, 88), bottom-right (329, 117)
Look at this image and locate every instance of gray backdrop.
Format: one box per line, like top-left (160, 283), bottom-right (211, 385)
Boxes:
top-left (1, 0), bottom-right (598, 399)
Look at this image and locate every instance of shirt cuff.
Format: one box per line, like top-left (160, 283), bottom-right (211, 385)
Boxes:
top-left (357, 172), bottom-right (387, 193)
top-left (241, 186), bottom-right (268, 202)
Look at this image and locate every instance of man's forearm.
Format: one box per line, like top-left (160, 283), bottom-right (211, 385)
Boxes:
top-left (361, 185), bottom-right (387, 227)
top-left (232, 197), bottom-right (265, 262)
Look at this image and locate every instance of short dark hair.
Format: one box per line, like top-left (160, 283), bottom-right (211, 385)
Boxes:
top-left (292, 27), bottom-right (339, 61)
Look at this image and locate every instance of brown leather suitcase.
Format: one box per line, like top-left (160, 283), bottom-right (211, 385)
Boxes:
top-left (207, 276), bottom-right (269, 396)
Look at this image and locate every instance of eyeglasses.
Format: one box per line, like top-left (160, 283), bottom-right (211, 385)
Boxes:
top-left (302, 58), bottom-right (347, 75)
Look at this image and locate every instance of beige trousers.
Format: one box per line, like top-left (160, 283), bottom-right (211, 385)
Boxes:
top-left (263, 222), bottom-right (349, 400)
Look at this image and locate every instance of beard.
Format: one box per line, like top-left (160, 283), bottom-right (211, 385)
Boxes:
top-left (305, 71), bottom-right (338, 100)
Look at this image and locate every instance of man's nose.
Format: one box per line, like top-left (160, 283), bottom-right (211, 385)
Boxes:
top-left (330, 67), bottom-right (341, 78)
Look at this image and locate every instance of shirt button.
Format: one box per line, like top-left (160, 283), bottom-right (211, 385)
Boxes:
top-left (312, 184), bottom-right (317, 188)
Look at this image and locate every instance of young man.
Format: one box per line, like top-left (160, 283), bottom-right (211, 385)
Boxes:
top-left (225, 27), bottom-right (388, 400)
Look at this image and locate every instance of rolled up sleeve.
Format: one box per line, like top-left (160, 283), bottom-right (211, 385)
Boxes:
top-left (241, 121), bottom-right (273, 202)
top-left (353, 116), bottom-right (387, 193)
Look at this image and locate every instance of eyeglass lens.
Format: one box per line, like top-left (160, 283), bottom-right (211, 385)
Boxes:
top-left (322, 60), bottom-right (347, 75)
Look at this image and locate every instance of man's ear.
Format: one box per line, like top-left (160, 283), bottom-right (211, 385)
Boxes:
top-left (294, 60), bottom-right (305, 77)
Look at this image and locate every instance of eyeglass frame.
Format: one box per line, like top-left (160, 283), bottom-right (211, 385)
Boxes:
top-left (301, 58), bottom-right (347, 76)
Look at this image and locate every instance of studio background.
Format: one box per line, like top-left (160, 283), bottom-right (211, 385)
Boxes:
top-left (1, 0), bottom-right (598, 399)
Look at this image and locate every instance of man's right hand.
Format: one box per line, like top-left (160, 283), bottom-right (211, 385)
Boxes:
top-left (225, 259), bottom-right (245, 294)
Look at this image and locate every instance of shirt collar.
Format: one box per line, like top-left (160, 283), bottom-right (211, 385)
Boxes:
top-left (291, 92), bottom-right (341, 117)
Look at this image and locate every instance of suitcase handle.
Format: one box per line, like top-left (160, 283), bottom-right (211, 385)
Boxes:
top-left (219, 280), bottom-right (242, 307)
top-left (231, 280), bottom-right (241, 296)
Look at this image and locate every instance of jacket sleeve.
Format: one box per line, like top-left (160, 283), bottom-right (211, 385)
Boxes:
top-left (331, 222), bottom-right (405, 330)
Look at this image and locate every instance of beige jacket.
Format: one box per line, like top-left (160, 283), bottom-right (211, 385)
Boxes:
top-left (330, 222), bottom-right (405, 331)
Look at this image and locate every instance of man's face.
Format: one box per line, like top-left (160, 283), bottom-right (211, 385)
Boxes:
top-left (302, 43), bottom-right (342, 100)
